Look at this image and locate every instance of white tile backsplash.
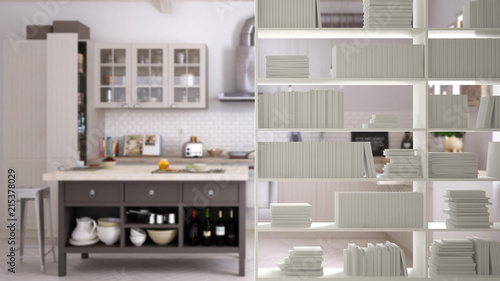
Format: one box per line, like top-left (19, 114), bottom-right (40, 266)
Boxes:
top-left (105, 110), bottom-right (412, 156)
top-left (105, 110), bottom-right (255, 156)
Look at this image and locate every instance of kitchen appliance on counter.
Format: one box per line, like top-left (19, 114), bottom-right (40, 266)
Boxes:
top-left (183, 136), bottom-right (203, 158)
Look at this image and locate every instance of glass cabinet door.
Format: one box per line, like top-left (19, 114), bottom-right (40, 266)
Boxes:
top-left (98, 48), bottom-right (129, 105)
top-left (132, 46), bottom-right (167, 107)
top-left (170, 45), bottom-right (206, 108)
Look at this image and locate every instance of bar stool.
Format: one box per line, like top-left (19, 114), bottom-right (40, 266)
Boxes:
top-left (17, 186), bottom-right (56, 272)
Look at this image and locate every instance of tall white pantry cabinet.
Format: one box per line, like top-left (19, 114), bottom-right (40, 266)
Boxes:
top-left (2, 34), bottom-right (81, 231)
top-left (254, 0), bottom-right (499, 280)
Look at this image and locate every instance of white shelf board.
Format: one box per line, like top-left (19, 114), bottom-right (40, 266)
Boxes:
top-left (258, 28), bottom-right (425, 39)
top-left (428, 222), bottom-right (500, 231)
top-left (428, 28), bottom-right (500, 38)
top-left (258, 222), bottom-right (423, 233)
top-left (258, 128), bottom-right (425, 132)
top-left (428, 128), bottom-right (499, 132)
top-left (429, 176), bottom-right (500, 181)
top-left (428, 78), bottom-right (500, 85)
top-left (258, 268), bottom-right (418, 280)
top-left (258, 177), bottom-right (423, 182)
top-left (258, 78), bottom-right (425, 86)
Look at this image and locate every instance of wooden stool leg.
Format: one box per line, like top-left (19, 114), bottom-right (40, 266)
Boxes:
top-left (35, 191), bottom-right (45, 273)
top-left (19, 199), bottom-right (27, 263)
top-left (46, 195), bottom-right (57, 262)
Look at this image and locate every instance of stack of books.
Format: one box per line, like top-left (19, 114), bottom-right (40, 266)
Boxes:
top-left (362, 114), bottom-right (399, 128)
top-left (428, 152), bottom-right (478, 178)
top-left (428, 95), bottom-right (468, 128)
top-left (343, 241), bottom-right (408, 276)
top-left (270, 203), bottom-right (312, 228)
top-left (362, 0), bottom-right (413, 28)
top-left (468, 237), bottom-right (500, 275)
top-left (332, 44), bottom-right (424, 78)
top-left (257, 142), bottom-right (376, 178)
top-left (258, 90), bottom-right (344, 129)
top-left (429, 239), bottom-right (477, 276)
top-left (266, 56), bottom-right (309, 78)
top-left (444, 190), bottom-right (492, 228)
top-left (381, 149), bottom-right (421, 178)
top-left (277, 246), bottom-right (324, 276)
top-left (476, 96), bottom-right (500, 128)
top-left (335, 192), bottom-right (423, 228)
top-left (428, 39), bottom-right (500, 78)
top-left (257, 0), bottom-right (322, 28)
top-left (463, 0), bottom-right (500, 28)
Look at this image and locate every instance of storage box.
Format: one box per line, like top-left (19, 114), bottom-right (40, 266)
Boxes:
top-left (26, 25), bottom-right (53, 40)
top-left (53, 21), bottom-right (90, 40)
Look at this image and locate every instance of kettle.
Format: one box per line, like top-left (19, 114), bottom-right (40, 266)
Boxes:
top-left (71, 217), bottom-right (97, 241)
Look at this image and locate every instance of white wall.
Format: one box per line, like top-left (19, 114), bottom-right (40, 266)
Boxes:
top-left (429, 0), bottom-right (469, 28)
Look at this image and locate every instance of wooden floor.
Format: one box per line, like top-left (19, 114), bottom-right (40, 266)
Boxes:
top-left (2, 231), bottom-right (411, 280)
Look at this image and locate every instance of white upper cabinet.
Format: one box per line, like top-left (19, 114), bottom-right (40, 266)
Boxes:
top-left (95, 43), bottom-right (206, 109)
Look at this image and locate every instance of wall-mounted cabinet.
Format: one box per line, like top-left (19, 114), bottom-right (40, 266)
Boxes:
top-left (95, 43), bottom-right (206, 109)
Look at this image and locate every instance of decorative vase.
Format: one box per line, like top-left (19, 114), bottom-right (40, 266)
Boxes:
top-left (443, 136), bottom-right (463, 152)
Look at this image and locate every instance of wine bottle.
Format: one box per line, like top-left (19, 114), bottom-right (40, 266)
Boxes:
top-left (215, 209), bottom-right (225, 246)
top-left (226, 208), bottom-right (237, 246)
top-left (202, 208), bottom-right (212, 246)
top-left (188, 210), bottom-right (199, 246)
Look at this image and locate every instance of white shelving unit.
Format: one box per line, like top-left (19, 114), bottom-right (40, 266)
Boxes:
top-left (254, 0), bottom-right (499, 280)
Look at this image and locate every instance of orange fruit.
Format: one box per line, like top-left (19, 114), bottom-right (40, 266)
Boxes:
top-left (158, 159), bottom-right (170, 171)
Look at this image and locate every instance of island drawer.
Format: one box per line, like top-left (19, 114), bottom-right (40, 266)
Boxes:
top-left (124, 182), bottom-right (179, 203)
top-left (183, 182), bottom-right (239, 204)
top-left (64, 183), bottom-right (121, 203)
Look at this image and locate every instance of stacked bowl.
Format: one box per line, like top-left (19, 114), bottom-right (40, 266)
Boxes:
top-left (130, 228), bottom-right (146, 246)
top-left (97, 217), bottom-right (120, 246)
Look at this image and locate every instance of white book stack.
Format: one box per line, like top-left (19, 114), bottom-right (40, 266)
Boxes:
top-left (332, 44), bottom-right (424, 78)
top-left (444, 190), bottom-right (493, 228)
top-left (428, 239), bottom-right (477, 276)
top-left (257, 0), bottom-right (322, 28)
top-left (270, 203), bottom-right (312, 228)
top-left (468, 237), bottom-right (500, 275)
top-left (258, 90), bottom-right (344, 129)
top-left (428, 152), bottom-right (479, 178)
top-left (343, 241), bottom-right (408, 276)
top-left (381, 149), bottom-right (421, 178)
top-left (362, 0), bottom-right (413, 28)
top-left (428, 39), bottom-right (500, 78)
top-left (277, 246), bottom-right (324, 276)
top-left (257, 142), bottom-right (376, 178)
top-left (476, 96), bottom-right (500, 128)
top-left (334, 192), bottom-right (423, 228)
top-left (463, 0), bottom-right (500, 28)
top-left (266, 55), bottom-right (310, 78)
top-left (362, 114), bottom-right (400, 128)
top-left (428, 95), bottom-right (469, 128)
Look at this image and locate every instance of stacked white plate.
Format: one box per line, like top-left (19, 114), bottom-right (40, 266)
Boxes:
top-left (277, 246), bottom-right (324, 276)
top-left (444, 190), bottom-right (492, 228)
top-left (429, 152), bottom-right (478, 178)
top-left (429, 239), bottom-right (477, 276)
top-left (381, 149), bottom-right (421, 178)
top-left (363, 0), bottom-right (413, 28)
top-left (362, 114), bottom-right (400, 128)
top-left (271, 203), bottom-right (312, 228)
top-left (266, 56), bottom-right (310, 78)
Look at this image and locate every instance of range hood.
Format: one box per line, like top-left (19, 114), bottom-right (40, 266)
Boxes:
top-left (220, 17), bottom-right (255, 102)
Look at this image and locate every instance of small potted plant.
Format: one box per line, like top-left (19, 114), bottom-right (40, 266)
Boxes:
top-left (430, 132), bottom-right (465, 152)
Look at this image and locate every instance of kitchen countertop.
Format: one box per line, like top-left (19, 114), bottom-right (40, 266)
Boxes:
top-left (89, 156), bottom-right (254, 165)
top-left (43, 165), bottom-right (249, 182)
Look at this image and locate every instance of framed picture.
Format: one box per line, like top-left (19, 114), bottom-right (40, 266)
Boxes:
top-left (351, 132), bottom-right (389, 156)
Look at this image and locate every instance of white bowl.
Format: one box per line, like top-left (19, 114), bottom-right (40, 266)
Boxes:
top-left (97, 229), bottom-right (120, 246)
top-left (97, 225), bottom-right (120, 232)
top-left (102, 161), bottom-right (116, 169)
top-left (97, 217), bottom-right (120, 227)
top-left (191, 163), bottom-right (207, 172)
top-left (147, 229), bottom-right (177, 246)
top-left (130, 235), bottom-right (146, 247)
top-left (130, 228), bottom-right (146, 237)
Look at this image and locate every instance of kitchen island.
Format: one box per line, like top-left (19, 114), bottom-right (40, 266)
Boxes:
top-left (43, 165), bottom-right (248, 276)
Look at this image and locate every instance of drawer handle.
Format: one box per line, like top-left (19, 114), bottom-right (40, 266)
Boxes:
top-left (207, 188), bottom-right (215, 198)
top-left (148, 189), bottom-right (155, 198)
top-left (89, 189), bottom-right (96, 198)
